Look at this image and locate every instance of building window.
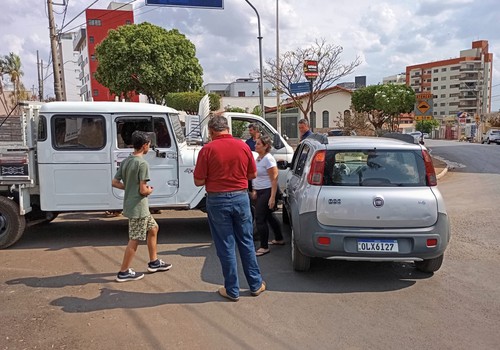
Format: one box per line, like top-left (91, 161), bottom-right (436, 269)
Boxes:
top-left (89, 36), bottom-right (94, 44)
top-left (451, 66), bottom-right (460, 71)
top-left (238, 91), bottom-right (245, 97)
top-left (433, 86), bottom-right (438, 90)
top-left (441, 94), bottom-right (446, 98)
top-left (126, 20), bottom-right (131, 25)
top-left (441, 68), bottom-right (447, 72)
top-left (441, 85), bottom-right (446, 89)
top-left (93, 89), bottom-right (99, 96)
top-left (440, 103), bottom-right (446, 106)
top-left (433, 78), bottom-right (438, 81)
top-left (88, 19), bottom-right (101, 26)
top-left (433, 69), bottom-right (438, 73)
top-left (441, 77), bottom-right (447, 81)
top-left (322, 111), bottom-right (329, 128)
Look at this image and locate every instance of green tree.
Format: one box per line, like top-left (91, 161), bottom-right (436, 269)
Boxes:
top-left (415, 119), bottom-right (440, 134)
top-left (95, 23), bottom-right (203, 104)
top-left (0, 52), bottom-right (27, 112)
top-left (352, 84), bottom-right (416, 135)
top-left (166, 92), bottom-right (220, 113)
top-left (263, 38), bottom-right (361, 120)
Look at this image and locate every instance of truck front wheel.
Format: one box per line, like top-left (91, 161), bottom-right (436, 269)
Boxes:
top-left (0, 197), bottom-right (26, 249)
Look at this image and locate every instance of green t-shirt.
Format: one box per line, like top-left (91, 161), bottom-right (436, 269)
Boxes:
top-left (114, 155), bottom-right (150, 218)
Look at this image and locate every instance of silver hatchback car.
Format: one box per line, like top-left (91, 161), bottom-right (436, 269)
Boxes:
top-left (279, 134), bottom-right (450, 273)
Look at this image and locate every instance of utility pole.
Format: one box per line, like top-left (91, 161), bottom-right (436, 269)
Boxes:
top-left (47, 0), bottom-right (63, 101)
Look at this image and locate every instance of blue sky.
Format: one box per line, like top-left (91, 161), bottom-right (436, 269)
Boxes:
top-left (1, 0), bottom-right (499, 111)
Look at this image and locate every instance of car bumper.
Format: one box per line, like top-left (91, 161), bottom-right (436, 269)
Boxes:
top-left (295, 212), bottom-right (450, 261)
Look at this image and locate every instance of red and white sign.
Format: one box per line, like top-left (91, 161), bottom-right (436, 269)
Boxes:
top-left (303, 60), bottom-right (318, 79)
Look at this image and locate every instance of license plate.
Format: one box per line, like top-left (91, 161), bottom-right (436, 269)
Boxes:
top-left (357, 239), bottom-right (399, 252)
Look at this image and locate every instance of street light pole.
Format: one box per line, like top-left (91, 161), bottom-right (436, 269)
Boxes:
top-left (276, 0), bottom-right (281, 133)
top-left (244, 0), bottom-right (265, 118)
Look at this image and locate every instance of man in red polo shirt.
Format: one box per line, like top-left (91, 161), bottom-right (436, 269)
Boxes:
top-left (194, 115), bottom-right (266, 302)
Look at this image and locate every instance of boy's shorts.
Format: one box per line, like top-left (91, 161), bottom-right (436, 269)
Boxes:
top-left (128, 215), bottom-right (158, 240)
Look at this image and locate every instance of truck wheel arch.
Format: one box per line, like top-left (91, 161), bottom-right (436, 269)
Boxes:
top-left (0, 196), bottom-right (26, 249)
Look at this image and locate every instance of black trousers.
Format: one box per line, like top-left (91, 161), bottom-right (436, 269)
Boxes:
top-left (255, 188), bottom-right (283, 249)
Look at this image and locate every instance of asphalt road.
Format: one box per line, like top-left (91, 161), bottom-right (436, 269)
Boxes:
top-left (1, 139), bottom-right (499, 349)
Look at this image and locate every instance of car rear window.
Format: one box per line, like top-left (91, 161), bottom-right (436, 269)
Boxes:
top-left (323, 150), bottom-right (427, 187)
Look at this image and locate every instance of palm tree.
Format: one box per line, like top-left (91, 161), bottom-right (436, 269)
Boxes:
top-left (0, 53), bottom-right (26, 110)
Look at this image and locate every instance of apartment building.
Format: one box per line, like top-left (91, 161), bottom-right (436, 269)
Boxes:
top-left (58, 32), bottom-right (81, 101)
top-left (383, 73), bottom-right (406, 85)
top-left (73, 2), bottom-right (138, 102)
top-left (406, 40), bottom-right (493, 121)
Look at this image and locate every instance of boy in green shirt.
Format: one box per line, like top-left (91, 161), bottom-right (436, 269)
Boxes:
top-left (112, 131), bottom-right (172, 282)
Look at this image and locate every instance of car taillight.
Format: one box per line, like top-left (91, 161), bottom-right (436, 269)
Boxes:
top-left (307, 150), bottom-right (325, 185)
top-left (422, 150), bottom-right (437, 186)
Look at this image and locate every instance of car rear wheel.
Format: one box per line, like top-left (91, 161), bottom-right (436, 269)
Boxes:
top-left (291, 228), bottom-right (310, 271)
top-left (415, 254), bottom-right (444, 273)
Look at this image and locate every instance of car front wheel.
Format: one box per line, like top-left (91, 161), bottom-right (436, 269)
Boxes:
top-left (415, 254), bottom-right (444, 273)
top-left (291, 228), bottom-right (310, 272)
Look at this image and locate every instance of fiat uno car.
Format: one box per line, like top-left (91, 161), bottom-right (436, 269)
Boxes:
top-left (279, 134), bottom-right (450, 273)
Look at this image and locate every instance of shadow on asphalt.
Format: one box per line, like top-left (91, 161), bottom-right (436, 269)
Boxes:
top-left (6, 210), bottom-right (434, 314)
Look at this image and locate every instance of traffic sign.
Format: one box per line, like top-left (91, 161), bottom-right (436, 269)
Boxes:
top-left (145, 0), bottom-right (224, 9)
top-left (417, 101), bottom-right (430, 115)
top-left (290, 82), bottom-right (311, 94)
top-left (414, 92), bottom-right (433, 116)
top-left (303, 60), bottom-right (318, 79)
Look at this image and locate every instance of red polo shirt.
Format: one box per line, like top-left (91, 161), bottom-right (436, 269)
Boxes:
top-left (194, 134), bottom-right (256, 193)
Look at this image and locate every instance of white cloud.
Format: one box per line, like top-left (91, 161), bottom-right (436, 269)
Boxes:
top-left (0, 0), bottom-right (499, 110)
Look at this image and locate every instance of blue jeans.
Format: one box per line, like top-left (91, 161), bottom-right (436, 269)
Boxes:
top-left (206, 192), bottom-right (263, 298)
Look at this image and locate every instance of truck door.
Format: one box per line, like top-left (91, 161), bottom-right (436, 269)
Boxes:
top-left (111, 115), bottom-right (179, 203)
top-left (37, 113), bottom-right (111, 211)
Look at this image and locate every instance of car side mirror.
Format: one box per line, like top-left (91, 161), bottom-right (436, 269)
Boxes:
top-left (276, 160), bottom-right (290, 170)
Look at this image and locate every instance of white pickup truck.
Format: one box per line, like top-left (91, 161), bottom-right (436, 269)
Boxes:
top-left (0, 101), bottom-right (293, 248)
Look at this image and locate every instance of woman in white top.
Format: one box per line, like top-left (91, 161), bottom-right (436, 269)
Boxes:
top-left (250, 135), bottom-right (284, 256)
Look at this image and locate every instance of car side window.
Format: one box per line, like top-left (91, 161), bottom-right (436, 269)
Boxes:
top-left (294, 144), bottom-right (310, 177)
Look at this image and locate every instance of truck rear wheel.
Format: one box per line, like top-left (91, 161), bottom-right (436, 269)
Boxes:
top-left (0, 197), bottom-right (26, 249)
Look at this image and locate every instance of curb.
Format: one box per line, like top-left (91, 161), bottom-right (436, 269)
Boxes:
top-left (436, 167), bottom-right (448, 180)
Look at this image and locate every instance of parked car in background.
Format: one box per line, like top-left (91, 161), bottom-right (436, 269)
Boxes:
top-left (328, 129), bottom-right (356, 136)
top-left (409, 131), bottom-right (423, 142)
top-left (278, 134), bottom-right (450, 273)
top-left (481, 129), bottom-right (500, 144)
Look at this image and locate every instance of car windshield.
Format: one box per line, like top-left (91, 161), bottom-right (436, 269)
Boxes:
top-left (491, 130), bottom-right (500, 135)
top-left (323, 150), bottom-right (427, 187)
